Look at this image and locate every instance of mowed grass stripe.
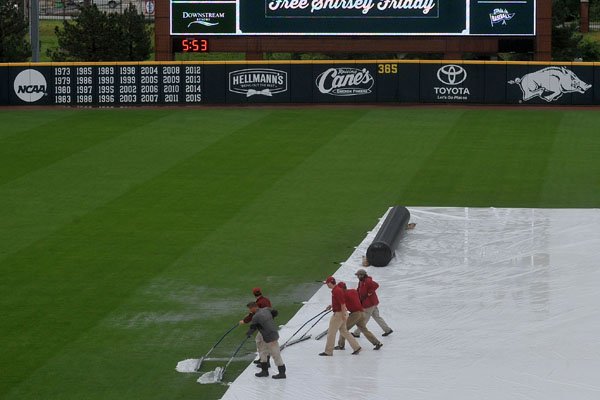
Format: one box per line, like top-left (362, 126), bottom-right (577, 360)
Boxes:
top-left (0, 110), bottom-right (171, 185)
top-left (0, 111), bottom-right (69, 141)
top-left (540, 111), bottom-right (600, 207)
top-left (3, 108), bottom-right (600, 400)
top-left (402, 109), bottom-right (564, 207)
top-left (5, 109), bottom-right (467, 400)
top-left (193, 109), bottom-right (469, 287)
top-left (0, 109), bottom-right (270, 263)
top-left (0, 109), bottom-right (366, 397)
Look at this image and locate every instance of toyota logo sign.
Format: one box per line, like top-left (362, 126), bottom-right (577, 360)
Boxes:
top-left (437, 65), bottom-right (467, 86)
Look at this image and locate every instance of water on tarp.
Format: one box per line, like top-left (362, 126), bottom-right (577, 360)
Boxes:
top-left (222, 207), bottom-right (600, 400)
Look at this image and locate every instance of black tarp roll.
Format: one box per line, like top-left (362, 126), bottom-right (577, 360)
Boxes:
top-left (366, 206), bottom-right (410, 267)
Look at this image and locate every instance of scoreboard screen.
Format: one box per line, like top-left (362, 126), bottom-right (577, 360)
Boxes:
top-left (170, 0), bottom-right (535, 36)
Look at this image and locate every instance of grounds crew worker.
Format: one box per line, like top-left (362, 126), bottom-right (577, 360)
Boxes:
top-left (352, 269), bottom-right (393, 338)
top-left (245, 302), bottom-right (286, 379)
top-left (319, 276), bottom-right (361, 356)
top-left (240, 288), bottom-right (272, 366)
top-left (336, 284), bottom-right (383, 351)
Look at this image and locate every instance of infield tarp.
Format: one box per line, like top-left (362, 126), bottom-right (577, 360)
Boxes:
top-left (221, 207), bottom-right (600, 400)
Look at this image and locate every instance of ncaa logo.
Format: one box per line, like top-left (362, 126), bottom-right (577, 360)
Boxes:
top-left (13, 69), bottom-right (47, 103)
top-left (437, 65), bottom-right (467, 86)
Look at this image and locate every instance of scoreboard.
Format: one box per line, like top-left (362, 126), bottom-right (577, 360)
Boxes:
top-left (170, 0), bottom-right (536, 36)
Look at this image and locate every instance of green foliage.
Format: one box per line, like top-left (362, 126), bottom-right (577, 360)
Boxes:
top-left (117, 5), bottom-right (152, 61)
top-left (552, 0), bottom-right (600, 61)
top-left (553, 0), bottom-right (580, 24)
top-left (552, 22), bottom-right (600, 61)
top-left (592, 0), bottom-right (600, 20)
top-left (0, 0), bottom-right (31, 61)
top-left (49, 4), bottom-right (151, 61)
top-left (576, 34), bottom-right (600, 59)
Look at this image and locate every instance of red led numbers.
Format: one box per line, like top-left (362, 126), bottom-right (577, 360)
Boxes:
top-left (181, 39), bottom-right (208, 52)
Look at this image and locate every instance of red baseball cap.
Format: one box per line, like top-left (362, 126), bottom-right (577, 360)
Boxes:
top-left (252, 287), bottom-right (262, 295)
top-left (324, 276), bottom-right (336, 285)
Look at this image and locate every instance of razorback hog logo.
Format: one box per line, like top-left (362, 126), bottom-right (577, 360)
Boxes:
top-left (509, 67), bottom-right (592, 102)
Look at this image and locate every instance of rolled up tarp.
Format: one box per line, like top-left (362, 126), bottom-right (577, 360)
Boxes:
top-left (366, 206), bottom-right (410, 267)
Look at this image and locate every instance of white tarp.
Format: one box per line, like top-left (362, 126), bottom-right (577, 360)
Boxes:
top-left (221, 207), bottom-right (600, 400)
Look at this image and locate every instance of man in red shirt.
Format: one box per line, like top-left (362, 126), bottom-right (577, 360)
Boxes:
top-left (319, 276), bottom-right (361, 356)
top-left (337, 286), bottom-right (383, 350)
top-left (352, 269), bottom-right (393, 337)
top-left (240, 288), bottom-right (273, 365)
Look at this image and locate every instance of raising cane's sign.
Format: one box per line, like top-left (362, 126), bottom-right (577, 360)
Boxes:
top-left (316, 67), bottom-right (374, 96)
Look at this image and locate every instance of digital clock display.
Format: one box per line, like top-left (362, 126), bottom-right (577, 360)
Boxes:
top-left (172, 38), bottom-right (209, 53)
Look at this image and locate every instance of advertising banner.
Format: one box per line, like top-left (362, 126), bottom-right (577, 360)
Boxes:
top-left (225, 64), bottom-right (291, 104)
top-left (312, 64), bottom-right (378, 103)
top-left (419, 63), bottom-right (485, 104)
top-left (171, 1), bottom-right (237, 35)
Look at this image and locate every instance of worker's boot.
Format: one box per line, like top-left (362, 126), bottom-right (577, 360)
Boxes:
top-left (271, 365), bottom-right (286, 379)
top-left (255, 355), bottom-right (270, 368)
top-left (254, 362), bottom-right (269, 377)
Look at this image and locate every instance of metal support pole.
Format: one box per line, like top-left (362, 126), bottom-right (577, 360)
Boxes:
top-left (30, 0), bottom-right (40, 62)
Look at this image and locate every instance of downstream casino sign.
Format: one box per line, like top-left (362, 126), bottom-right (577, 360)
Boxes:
top-left (171, 0), bottom-right (536, 35)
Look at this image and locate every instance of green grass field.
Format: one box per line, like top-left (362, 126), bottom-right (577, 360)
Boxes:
top-left (1, 107), bottom-right (599, 399)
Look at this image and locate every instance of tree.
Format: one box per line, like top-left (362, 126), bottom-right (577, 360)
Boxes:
top-left (553, 0), bottom-right (580, 24)
top-left (552, 0), bottom-right (600, 61)
top-left (115, 5), bottom-right (152, 61)
top-left (0, 0), bottom-right (31, 62)
top-left (49, 4), bottom-right (152, 61)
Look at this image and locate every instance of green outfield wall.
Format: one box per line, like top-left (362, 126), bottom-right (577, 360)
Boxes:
top-left (2, 60), bottom-right (599, 106)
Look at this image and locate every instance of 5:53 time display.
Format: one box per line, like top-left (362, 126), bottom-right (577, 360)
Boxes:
top-left (173, 38), bottom-right (209, 52)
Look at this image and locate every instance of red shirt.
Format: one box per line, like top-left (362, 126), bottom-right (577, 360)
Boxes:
top-left (331, 283), bottom-right (347, 312)
top-left (357, 276), bottom-right (380, 308)
top-left (256, 295), bottom-right (272, 308)
top-left (243, 295), bottom-right (272, 323)
top-left (344, 289), bottom-right (364, 313)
